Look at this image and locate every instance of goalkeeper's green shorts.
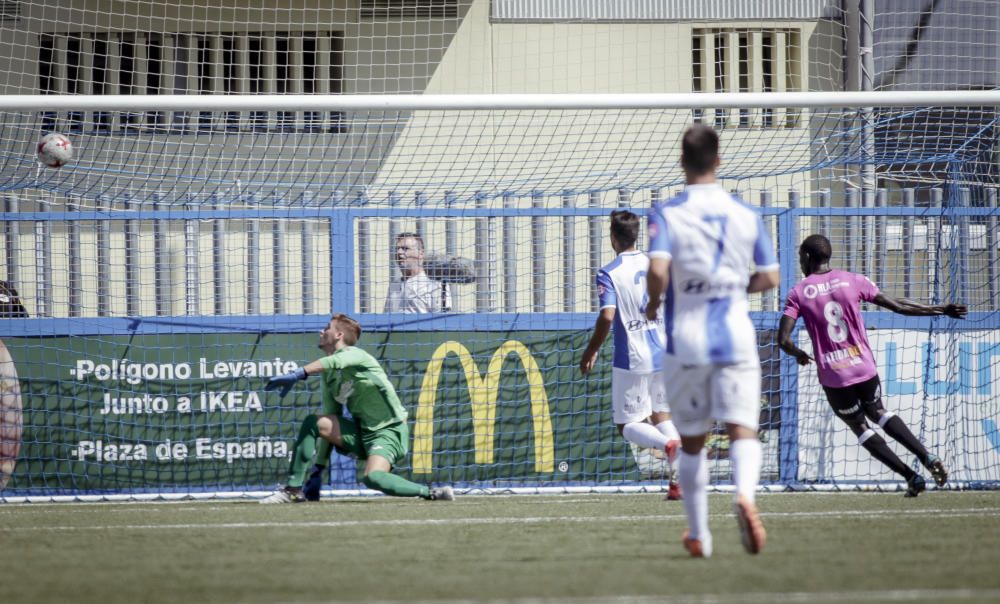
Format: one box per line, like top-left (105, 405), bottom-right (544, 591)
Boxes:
top-left (335, 416), bottom-right (409, 467)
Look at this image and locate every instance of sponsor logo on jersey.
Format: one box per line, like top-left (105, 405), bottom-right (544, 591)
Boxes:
top-left (681, 279), bottom-right (743, 295)
top-left (802, 278), bottom-right (851, 300)
top-left (822, 345), bottom-right (863, 370)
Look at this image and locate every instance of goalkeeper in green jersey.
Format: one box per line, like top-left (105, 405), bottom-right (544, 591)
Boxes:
top-left (260, 313), bottom-right (455, 503)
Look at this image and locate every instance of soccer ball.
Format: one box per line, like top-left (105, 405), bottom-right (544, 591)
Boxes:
top-left (37, 133), bottom-right (73, 168)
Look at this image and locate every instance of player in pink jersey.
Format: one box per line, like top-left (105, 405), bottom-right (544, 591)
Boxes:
top-left (778, 234), bottom-right (967, 496)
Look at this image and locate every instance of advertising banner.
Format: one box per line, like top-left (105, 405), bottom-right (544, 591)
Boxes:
top-left (1, 330), bottom-right (647, 494)
top-left (796, 329), bottom-right (1000, 484)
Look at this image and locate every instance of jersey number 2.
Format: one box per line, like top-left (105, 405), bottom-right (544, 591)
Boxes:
top-left (634, 270), bottom-right (649, 313)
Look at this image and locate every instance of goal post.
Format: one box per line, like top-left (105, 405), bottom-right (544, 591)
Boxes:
top-left (1, 91), bottom-right (998, 500)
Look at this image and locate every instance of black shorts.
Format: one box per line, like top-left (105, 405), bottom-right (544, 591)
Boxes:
top-left (822, 375), bottom-right (883, 422)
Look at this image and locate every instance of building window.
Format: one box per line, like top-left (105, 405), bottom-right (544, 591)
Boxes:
top-left (713, 31), bottom-right (728, 129)
top-left (0, 0), bottom-right (19, 23)
top-left (691, 28), bottom-right (803, 129)
top-left (360, 0), bottom-right (458, 19)
top-left (36, 31), bottom-right (347, 135)
top-left (738, 33), bottom-right (750, 127)
top-left (761, 33), bottom-right (774, 128)
top-left (691, 35), bottom-right (703, 123)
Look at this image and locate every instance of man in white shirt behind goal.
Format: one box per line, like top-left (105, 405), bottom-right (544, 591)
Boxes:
top-left (384, 232), bottom-right (451, 313)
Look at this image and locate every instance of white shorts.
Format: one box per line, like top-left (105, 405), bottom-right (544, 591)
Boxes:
top-left (612, 368), bottom-right (670, 425)
top-left (661, 360), bottom-right (761, 436)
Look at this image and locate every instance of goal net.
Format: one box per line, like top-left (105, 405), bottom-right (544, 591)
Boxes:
top-left (0, 0), bottom-right (998, 500)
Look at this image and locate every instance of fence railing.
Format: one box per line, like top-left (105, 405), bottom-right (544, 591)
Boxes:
top-left (1, 190), bottom-right (998, 338)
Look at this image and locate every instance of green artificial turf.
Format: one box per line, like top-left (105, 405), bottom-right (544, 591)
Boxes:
top-left (3, 491), bottom-right (999, 604)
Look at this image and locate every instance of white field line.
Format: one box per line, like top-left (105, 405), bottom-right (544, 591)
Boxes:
top-left (0, 489), bottom-right (994, 512)
top-left (2, 507), bottom-right (998, 532)
top-left (305, 589), bottom-right (1000, 604)
top-left (0, 495), bottom-right (652, 513)
top-left (3, 482), bottom-right (988, 504)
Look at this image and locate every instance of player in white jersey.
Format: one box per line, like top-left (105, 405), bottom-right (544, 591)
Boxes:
top-left (579, 210), bottom-right (683, 500)
top-left (646, 124), bottom-right (780, 558)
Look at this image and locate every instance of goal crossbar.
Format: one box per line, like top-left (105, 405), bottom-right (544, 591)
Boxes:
top-left (2, 90), bottom-right (999, 112)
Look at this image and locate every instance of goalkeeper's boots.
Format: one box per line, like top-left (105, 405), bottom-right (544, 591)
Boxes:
top-left (681, 529), bottom-right (709, 558)
top-left (904, 474), bottom-right (926, 498)
top-left (733, 495), bottom-right (766, 554)
top-left (259, 486), bottom-right (306, 504)
top-left (428, 486), bottom-right (456, 501)
top-left (925, 455), bottom-right (948, 487)
top-left (302, 465), bottom-right (325, 502)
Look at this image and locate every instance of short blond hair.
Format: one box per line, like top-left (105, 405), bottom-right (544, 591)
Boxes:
top-left (331, 313), bottom-right (362, 345)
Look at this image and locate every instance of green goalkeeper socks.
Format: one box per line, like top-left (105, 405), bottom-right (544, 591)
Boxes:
top-left (287, 416), bottom-right (431, 498)
top-left (362, 471), bottom-right (430, 498)
top-left (286, 415), bottom-right (320, 488)
top-left (314, 436), bottom-right (332, 471)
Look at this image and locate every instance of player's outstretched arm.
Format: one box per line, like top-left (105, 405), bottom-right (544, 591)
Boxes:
top-left (777, 315), bottom-right (813, 366)
top-left (872, 294), bottom-right (968, 319)
top-left (265, 367), bottom-right (306, 397)
top-left (265, 359), bottom-right (327, 397)
top-left (580, 308), bottom-right (615, 375)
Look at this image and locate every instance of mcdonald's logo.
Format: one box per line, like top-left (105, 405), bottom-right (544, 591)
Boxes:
top-left (412, 340), bottom-right (554, 474)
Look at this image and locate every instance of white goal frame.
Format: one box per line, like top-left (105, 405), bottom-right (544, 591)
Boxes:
top-left (1, 90), bottom-right (1000, 112)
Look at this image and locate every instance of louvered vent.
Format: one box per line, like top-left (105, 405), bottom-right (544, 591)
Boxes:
top-left (360, 0), bottom-right (458, 20)
top-left (0, 0), bottom-right (21, 23)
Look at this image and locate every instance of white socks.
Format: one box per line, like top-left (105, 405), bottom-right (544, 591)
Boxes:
top-left (678, 448), bottom-right (711, 556)
top-left (676, 437), bottom-right (760, 558)
top-left (729, 437), bottom-right (762, 504)
top-left (655, 419), bottom-right (681, 442)
top-left (622, 422), bottom-right (669, 450)
top-left (878, 411), bottom-right (895, 428)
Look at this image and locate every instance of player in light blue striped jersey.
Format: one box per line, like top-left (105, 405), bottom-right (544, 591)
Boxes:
top-left (646, 124), bottom-right (779, 558)
top-left (579, 210), bottom-right (682, 500)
